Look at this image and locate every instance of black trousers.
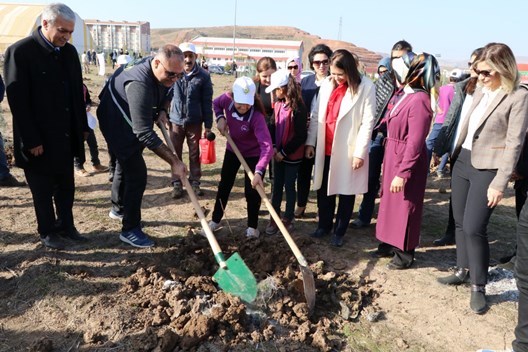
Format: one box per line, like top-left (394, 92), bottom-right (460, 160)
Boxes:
top-left (74, 129), bottom-right (100, 169)
top-left (514, 198), bottom-right (528, 352)
top-left (451, 149), bottom-right (497, 285)
top-left (296, 156), bottom-right (314, 208)
top-left (316, 156), bottom-right (355, 237)
top-left (212, 150), bottom-right (261, 229)
top-left (24, 166), bottom-right (75, 237)
top-left (111, 149), bottom-right (147, 232)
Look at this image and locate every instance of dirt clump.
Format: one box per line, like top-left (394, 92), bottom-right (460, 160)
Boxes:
top-left (111, 232), bottom-right (376, 351)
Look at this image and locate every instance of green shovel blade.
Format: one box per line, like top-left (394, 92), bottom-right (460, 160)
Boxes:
top-left (213, 252), bottom-right (257, 303)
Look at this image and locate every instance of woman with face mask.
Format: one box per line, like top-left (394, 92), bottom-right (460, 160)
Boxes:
top-left (375, 52), bottom-right (441, 270)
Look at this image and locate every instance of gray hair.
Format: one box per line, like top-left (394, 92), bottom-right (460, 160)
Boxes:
top-left (41, 3), bottom-right (76, 24)
top-left (156, 44), bottom-right (184, 61)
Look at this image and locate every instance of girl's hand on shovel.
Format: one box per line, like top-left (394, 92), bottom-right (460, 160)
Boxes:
top-left (251, 172), bottom-right (264, 189)
top-left (217, 117), bottom-right (228, 136)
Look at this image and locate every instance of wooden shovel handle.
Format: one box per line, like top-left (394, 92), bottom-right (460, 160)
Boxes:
top-left (225, 133), bottom-right (309, 267)
top-left (157, 122), bottom-right (227, 269)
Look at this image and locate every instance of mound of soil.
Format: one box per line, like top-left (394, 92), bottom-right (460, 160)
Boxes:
top-left (82, 233), bottom-right (376, 351)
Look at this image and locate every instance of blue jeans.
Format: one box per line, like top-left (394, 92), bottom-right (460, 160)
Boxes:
top-left (357, 133), bottom-right (384, 224)
top-left (271, 161), bottom-right (299, 220)
top-left (514, 199), bottom-right (528, 352)
top-left (426, 123), bottom-right (449, 175)
top-left (0, 132), bottom-right (10, 179)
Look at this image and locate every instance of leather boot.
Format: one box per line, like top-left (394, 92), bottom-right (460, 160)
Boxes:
top-left (433, 233), bottom-right (455, 246)
top-left (470, 285), bottom-right (487, 314)
top-left (437, 267), bottom-right (469, 285)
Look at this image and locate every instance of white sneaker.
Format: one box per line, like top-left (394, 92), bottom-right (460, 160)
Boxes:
top-left (246, 227), bottom-right (260, 239)
top-left (200, 221), bottom-right (220, 236)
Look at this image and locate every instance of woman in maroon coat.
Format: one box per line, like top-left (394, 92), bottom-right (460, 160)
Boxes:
top-left (375, 52), bottom-right (440, 269)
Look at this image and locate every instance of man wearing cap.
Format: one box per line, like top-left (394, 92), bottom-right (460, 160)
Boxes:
top-left (4, 3), bottom-right (90, 250)
top-left (425, 68), bottom-right (462, 178)
top-left (97, 44), bottom-right (187, 248)
top-left (168, 42), bottom-right (213, 199)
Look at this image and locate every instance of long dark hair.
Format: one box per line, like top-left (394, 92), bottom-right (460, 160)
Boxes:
top-left (282, 75), bottom-right (303, 111)
top-left (330, 49), bottom-right (361, 94)
top-left (465, 47), bottom-right (484, 95)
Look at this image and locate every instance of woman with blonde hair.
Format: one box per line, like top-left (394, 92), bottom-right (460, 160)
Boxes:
top-left (438, 43), bottom-right (528, 314)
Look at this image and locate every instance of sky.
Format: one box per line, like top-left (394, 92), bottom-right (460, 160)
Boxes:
top-left (6, 0), bottom-right (528, 61)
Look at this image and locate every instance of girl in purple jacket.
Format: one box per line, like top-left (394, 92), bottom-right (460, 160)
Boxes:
top-left (264, 70), bottom-right (307, 235)
top-left (206, 77), bottom-right (273, 238)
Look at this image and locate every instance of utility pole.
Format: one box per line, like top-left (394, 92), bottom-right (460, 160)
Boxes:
top-left (232, 0), bottom-right (237, 67)
top-left (337, 17), bottom-right (342, 41)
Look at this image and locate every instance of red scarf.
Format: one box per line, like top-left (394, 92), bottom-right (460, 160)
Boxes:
top-left (325, 82), bottom-right (347, 156)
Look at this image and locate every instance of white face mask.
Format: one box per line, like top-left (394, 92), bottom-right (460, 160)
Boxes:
top-left (391, 57), bottom-right (409, 85)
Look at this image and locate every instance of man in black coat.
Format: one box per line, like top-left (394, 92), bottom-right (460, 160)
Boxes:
top-left (97, 45), bottom-right (187, 248)
top-left (4, 3), bottom-right (89, 250)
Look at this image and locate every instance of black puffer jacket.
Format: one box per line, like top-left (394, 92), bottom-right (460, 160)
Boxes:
top-left (434, 78), bottom-right (470, 156)
top-left (372, 71), bottom-right (396, 138)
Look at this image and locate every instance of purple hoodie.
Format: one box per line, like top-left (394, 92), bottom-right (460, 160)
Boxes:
top-left (213, 93), bottom-right (273, 174)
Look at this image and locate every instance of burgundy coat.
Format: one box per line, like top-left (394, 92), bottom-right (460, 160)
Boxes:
top-left (376, 89), bottom-right (433, 251)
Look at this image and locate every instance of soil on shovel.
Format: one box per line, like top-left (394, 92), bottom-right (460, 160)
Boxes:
top-left (84, 232), bottom-right (377, 351)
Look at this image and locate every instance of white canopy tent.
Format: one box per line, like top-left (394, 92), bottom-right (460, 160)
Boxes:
top-left (0, 3), bottom-right (93, 54)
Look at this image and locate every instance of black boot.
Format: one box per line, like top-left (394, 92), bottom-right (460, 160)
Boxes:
top-left (470, 285), bottom-right (487, 314)
top-left (433, 232), bottom-right (455, 246)
top-left (437, 267), bottom-right (469, 285)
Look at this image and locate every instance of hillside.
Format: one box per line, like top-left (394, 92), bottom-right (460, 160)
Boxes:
top-left (151, 26), bottom-right (382, 71)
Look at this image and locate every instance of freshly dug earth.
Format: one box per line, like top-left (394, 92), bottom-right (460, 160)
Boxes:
top-left (0, 71), bottom-right (520, 352)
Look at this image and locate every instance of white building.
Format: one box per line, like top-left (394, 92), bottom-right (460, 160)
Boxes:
top-left (84, 19), bottom-right (150, 55)
top-left (190, 36), bottom-right (303, 69)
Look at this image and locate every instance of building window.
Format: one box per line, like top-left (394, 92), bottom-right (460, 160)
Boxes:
top-left (274, 50), bottom-right (286, 54)
top-left (249, 48), bottom-right (261, 53)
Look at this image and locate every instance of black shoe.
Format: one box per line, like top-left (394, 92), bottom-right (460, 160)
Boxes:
top-left (499, 253), bottom-right (516, 264)
top-left (40, 234), bottom-right (66, 250)
top-left (310, 228), bottom-right (330, 238)
top-left (350, 218), bottom-right (369, 229)
top-left (58, 228), bottom-right (88, 242)
top-left (0, 174), bottom-right (26, 187)
top-left (331, 234), bottom-right (344, 247)
top-left (437, 267), bottom-right (469, 285)
top-left (386, 259), bottom-right (414, 270)
top-left (171, 182), bottom-right (183, 199)
top-left (433, 233), bottom-right (455, 246)
top-left (192, 182), bottom-right (204, 196)
top-left (470, 285), bottom-right (487, 314)
top-left (370, 248), bottom-right (394, 258)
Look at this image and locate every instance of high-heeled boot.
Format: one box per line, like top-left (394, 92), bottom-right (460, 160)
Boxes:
top-left (470, 284), bottom-right (487, 314)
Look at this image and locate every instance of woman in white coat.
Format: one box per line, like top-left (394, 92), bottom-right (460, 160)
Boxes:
top-left (305, 49), bottom-right (376, 247)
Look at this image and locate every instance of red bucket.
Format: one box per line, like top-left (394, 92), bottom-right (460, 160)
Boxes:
top-left (199, 138), bottom-right (216, 164)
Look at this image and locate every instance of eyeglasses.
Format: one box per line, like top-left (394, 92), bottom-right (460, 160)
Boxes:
top-left (159, 61), bottom-right (183, 79)
top-left (474, 68), bottom-right (494, 78)
top-left (287, 65), bottom-right (299, 70)
top-left (312, 59), bottom-right (329, 66)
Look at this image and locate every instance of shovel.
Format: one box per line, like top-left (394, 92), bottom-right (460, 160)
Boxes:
top-left (157, 122), bottom-right (257, 303)
top-left (224, 133), bottom-right (316, 312)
